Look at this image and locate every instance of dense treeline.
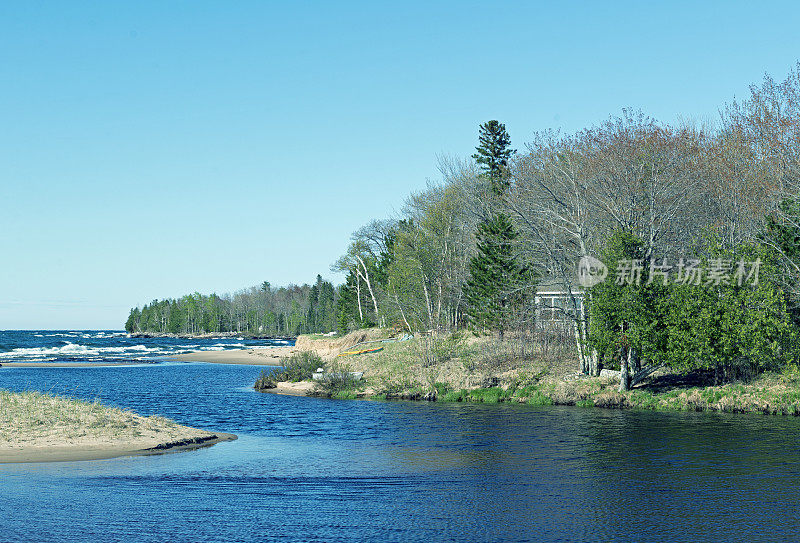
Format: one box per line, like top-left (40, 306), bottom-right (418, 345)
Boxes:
top-left (125, 276), bottom-right (337, 336)
top-left (332, 64), bottom-right (800, 388)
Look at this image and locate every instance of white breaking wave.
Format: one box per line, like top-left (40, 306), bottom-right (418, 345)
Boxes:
top-left (81, 332), bottom-right (128, 339)
top-left (0, 342), bottom-right (163, 359)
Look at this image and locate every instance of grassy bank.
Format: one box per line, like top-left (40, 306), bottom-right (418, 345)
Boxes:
top-left (259, 328), bottom-right (573, 401)
top-left (402, 371), bottom-right (800, 416)
top-left (534, 370), bottom-right (800, 415)
top-left (259, 329), bottom-right (800, 416)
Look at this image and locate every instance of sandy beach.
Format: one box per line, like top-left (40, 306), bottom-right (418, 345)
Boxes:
top-left (260, 380), bottom-right (316, 396)
top-left (169, 346), bottom-right (296, 365)
top-left (0, 432), bottom-right (237, 463)
top-left (0, 391), bottom-right (236, 463)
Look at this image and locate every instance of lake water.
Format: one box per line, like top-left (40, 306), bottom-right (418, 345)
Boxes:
top-left (0, 329), bottom-right (291, 363)
top-left (1, 331), bottom-right (800, 542)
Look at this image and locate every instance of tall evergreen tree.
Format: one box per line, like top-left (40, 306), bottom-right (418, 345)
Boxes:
top-left (472, 120), bottom-right (514, 195)
top-left (465, 121), bottom-right (529, 339)
top-left (465, 212), bottom-right (528, 339)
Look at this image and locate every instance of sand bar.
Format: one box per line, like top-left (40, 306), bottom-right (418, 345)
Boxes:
top-left (169, 346), bottom-right (295, 365)
top-left (0, 391), bottom-right (236, 464)
top-left (0, 432), bottom-right (237, 463)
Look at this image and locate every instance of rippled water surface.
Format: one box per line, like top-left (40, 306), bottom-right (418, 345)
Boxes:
top-left (2, 335), bottom-right (800, 542)
top-left (0, 329), bottom-right (290, 363)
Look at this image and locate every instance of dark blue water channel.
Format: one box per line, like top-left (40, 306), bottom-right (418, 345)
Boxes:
top-left (1, 337), bottom-right (800, 541)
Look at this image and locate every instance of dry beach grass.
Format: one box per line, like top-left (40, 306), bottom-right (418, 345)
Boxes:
top-left (0, 390), bottom-right (235, 462)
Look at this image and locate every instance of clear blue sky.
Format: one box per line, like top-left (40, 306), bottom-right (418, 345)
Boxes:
top-left (2, 1), bottom-right (800, 329)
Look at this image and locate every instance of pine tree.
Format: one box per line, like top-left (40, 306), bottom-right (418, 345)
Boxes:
top-left (471, 120), bottom-right (514, 195)
top-left (465, 120), bottom-right (529, 339)
top-left (465, 212), bottom-right (528, 339)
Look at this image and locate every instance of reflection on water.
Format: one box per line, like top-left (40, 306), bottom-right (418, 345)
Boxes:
top-left (1, 364), bottom-right (800, 542)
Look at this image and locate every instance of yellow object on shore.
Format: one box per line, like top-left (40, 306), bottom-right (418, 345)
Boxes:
top-left (337, 347), bottom-right (384, 357)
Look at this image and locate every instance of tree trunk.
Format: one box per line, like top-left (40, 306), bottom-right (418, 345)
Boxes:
top-left (619, 346), bottom-right (630, 392)
top-left (436, 280), bottom-right (443, 332)
top-left (499, 298), bottom-right (506, 341)
top-left (574, 319), bottom-right (587, 373)
top-left (422, 281), bottom-right (434, 330)
top-left (589, 349), bottom-right (600, 376)
top-left (393, 289), bottom-right (412, 333)
top-left (355, 274), bottom-right (363, 322)
top-left (356, 256), bottom-right (381, 326)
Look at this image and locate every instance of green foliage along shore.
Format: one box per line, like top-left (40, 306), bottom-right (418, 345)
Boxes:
top-left (589, 232), bottom-right (798, 388)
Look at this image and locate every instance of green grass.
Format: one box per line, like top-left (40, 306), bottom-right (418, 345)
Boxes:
top-left (372, 369), bottom-right (800, 416)
top-left (332, 390), bottom-right (358, 400)
top-left (522, 389), bottom-right (553, 406)
top-left (441, 390), bottom-right (467, 402)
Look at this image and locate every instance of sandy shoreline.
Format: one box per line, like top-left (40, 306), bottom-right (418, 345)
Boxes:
top-left (0, 432), bottom-right (237, 463)
top-left (168, 346), bottom-right (295, 365)
top-left (0, 390), bottom-right (238, 464)
top-left (260, 381), bottom-right (316, 396)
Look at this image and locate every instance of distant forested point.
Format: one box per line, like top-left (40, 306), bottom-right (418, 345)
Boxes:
top-left (125, 276), bottom-right (338, 336)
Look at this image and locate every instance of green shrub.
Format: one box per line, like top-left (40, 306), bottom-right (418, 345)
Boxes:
top-left (255, 351), bottom-right (325, 389)
top-left (313, 361), bottom-right (365, 398)
top-left (416, 331), bottom-right (467, 367)
top-left (466, 387), bottom-right (508, 403)
top-left (254, 369), bottom-right (278, 390)
top-left (282, 351), bottom-right (325, 381)
top-left (433, 382), bottom-right (450, 396)
top-left (376, 373), bottom-right (419, 397)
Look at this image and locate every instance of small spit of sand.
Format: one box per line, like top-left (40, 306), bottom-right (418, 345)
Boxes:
top-left (0, 390), bottom-right (235, 463)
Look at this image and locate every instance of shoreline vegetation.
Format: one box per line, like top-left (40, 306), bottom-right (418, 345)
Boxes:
top-left (0, 390), bottom-right (236, 463)
top-left (130, 67), bottom-right (800, 420)
top-left (247, 329), bottom-right (800, 417)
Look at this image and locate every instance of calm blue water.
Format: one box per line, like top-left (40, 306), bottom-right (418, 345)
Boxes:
top-left (1, 332), bottom-right (800, 542)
